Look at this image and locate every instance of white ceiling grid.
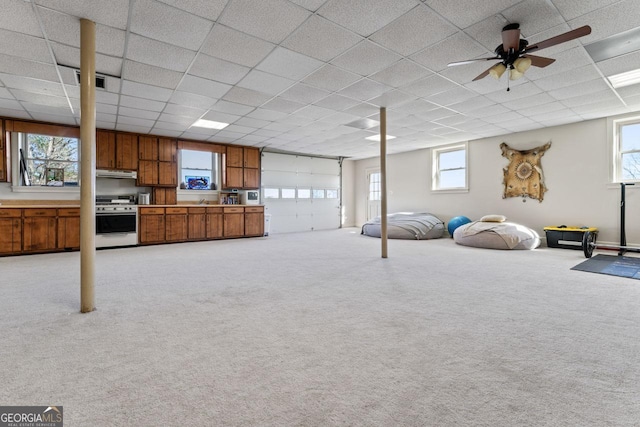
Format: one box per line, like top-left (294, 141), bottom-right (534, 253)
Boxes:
top-left (0, 0), bottom-right (637, 158)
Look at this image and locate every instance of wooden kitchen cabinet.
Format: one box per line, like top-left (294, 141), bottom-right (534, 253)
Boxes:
top-left (226, 146), bottom-right (243, 167)
top-left (137, 137), bottom-right (177, 188)
top-left (206, 207), bottom-right (223, 239)
top-left (115, 133), bottom-right (138, 170)
top-left (244, 147), bottom-right (260, 168)
top-left (138, 136), bottom-right (159, 160)
top-left (158, 160), bottom-right (177, 187)
top-left (223, 166), bottom-right (243, 189)
top-left (222, 145), bottom-right (260, 189)
top-left (244, 206), bottom-right (264, 237)
top-left (158, 138), bottom-right (176, 162)
top-left (138, 160), bottom-right (159, 186)
top-left (223, 206), bottom-right (244, 237)
top-left (153, 188), bottom-right (177, 205)
top-left (243, 168), bottom-right (260, 189)
top-left (57, 208), bottom-right (80, 250)
top-left (22, 209), bottom-right (57, 252)
top-left (165, 207), bottom-right (188, 242)
top-left (187, 207), bottom-right (206, 240)
top-left (139, 207), bottom-right (165, 244)
top-left (0, 209), bottom-right (22, 255)
top-left (96, 131), bottom-right (138, 171)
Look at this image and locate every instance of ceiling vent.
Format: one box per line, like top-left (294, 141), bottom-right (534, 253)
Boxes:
top-left (74, 70), bottom-right (106, 89)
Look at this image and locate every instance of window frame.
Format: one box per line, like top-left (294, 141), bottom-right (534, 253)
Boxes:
top-left (611, 115), bottom-right (640, 184)
top-left (431, 142), bottom-right (468, 193)
top-left (178, 149), bottom-right (219, 192)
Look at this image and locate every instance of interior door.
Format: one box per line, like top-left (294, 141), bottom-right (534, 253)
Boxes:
top-left (366, 169), bottom-right (381, 221)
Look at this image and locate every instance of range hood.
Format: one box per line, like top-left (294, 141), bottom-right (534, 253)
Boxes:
top-left (96, 169), bottom-right (137, 179)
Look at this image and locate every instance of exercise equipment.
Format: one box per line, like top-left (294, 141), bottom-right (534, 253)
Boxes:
top-left (447, 216), bottom-right (471, 236)
top-left (582, 183), bottom-right (639, 258)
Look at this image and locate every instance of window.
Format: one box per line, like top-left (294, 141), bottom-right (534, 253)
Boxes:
top-left (369, 172), bottom-right (381, 201)
top-left (263, 188), bottom-right (280, 198)
top-left (432, 143), bottom-right (468, 191)
top-left (180, 149), bottom-right (218, 190)
top-left (281, 188), bottom-right (296, 199)
top-left (326, 189), bottom-right (339, 199)
top-left (312, 189), bottom-right (325, 199)
top-left (19, 133), bottom-right (79, 186)
top-left (297, 188), bottom-right (311, 199)
top-left (614, 118), bottom-right (640, 182)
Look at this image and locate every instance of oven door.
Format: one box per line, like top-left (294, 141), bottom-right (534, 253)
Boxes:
top-left (96, 212), bottom-right (137, 234)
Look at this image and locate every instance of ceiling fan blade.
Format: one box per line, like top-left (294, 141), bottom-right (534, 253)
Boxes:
top-left (526, 25), bottom-right (592, 53)
top-left (448, 57), bottom-right (500, 67)
top-left (524, 54), bottom-right (556, 68)
top-left (472, 66), bottom-right (494, 81)
top-left (502, 28), bottom-right (521, 51)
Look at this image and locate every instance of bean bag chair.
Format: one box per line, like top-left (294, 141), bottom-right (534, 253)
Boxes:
top-left (453, 216), bottom-right (540, 250)
top-left (361, 212), bottom-right (445, 240)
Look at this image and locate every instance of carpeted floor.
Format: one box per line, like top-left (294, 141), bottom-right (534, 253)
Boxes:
top-left (1, 228), bottom-right (639, 426)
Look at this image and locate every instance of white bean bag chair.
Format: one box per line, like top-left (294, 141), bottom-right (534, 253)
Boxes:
top-left (453, 220), bottom-right (540, 250)
top-left (361, 212), bottom-right (445, 240)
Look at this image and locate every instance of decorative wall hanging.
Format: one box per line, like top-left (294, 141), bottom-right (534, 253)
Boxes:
top-left (500, 141), bottom-right (551, 202)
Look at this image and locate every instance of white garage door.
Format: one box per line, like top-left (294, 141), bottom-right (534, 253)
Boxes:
top-left (262, 152), bottom-right (341, 234)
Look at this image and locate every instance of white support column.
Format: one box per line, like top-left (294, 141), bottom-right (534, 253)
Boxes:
top-left (80, 18), bottom-right (96, 313)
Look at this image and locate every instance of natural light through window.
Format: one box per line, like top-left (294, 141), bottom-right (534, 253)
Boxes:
top-left (19, 133), bottom-right (79, 187)
top-left (432, 143), bottom-right (468, 191)
top-left (618, 121), bottom-right (640, 181)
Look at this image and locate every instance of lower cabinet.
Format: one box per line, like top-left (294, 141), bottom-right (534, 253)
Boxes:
top-left (206, 207), bottom-right (223, 239)
top-left (139, 207), bottom-right (165, 244)
top-left (22, 209), bottom-right (57, 253)
top-left (0, 209), bottom-right (22, 255)
top-left (187, 207), bottom-right (206, 240)
top-left (57, 208), bottom-right (80, 250)
top-left (244, 206), bottom-right (264, 237)
top-left (223, 207), bottom-right (245, 237)
top-left (165, 207), bottom-right (188, 242)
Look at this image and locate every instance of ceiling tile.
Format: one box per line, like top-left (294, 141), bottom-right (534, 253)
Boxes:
top-left (427, 86), bottom-right (477, 106)
top-left (0, 97), bottom-right (22, 110)
top-left (597, 50), bottom-right (640, 77)
top-left (368, 90), bottom-right (417, 108)
top-left (279, 83), bottom-right (331, 104)
top-left (560, 89), bottom-right (619, 108)
top-left (131, 0), bottom-right (213, 50)
top-left (552, 0), bottom-right (620, 21)
top-left (2, 0), bottom-right (42, 37)
top-left (302, 64), bottom-right (362, 91)
top-left (439, 60), bottom-right (495, 84)
top-left (97, 103), bottom-right (118, 114)
top-left (200, 110), bottom-right (241, 124)
top-left (370, 6), bottom-right (457, 55)
top-left (518, 101), bottom-right (567, 117)
top-left (547, 78), bottom-right (611, 101)
top-left (0, 55), bottom-right (58, 82)
top-left (464, 14), bottom-right (514, 52)
top-left (502, 1), bottom-right (566, 37)
top-left (533, 64), bottom-right (602, 91)
top-left (235, 117), bottom-right (271, 128)
top-left (29, 112), bottom-right (77, 125)
top-left (224, 124), bottom-right (258, 134)
top-left (411, 32), bottom-right (488, 72)
top-left (117, 116), bottom-right (156, 127)
top-left (159, 113), bottom-right (197, 125)
top-left (35, 0), bottom-right (130, 28)
top-left (21, 102), bottom-right (73, 116)
top-left (156, 0), bottom-right (229, 21)
top-left (209, 100), bottom-right (256, 116)
top-left (282, 15), bottom-right (362, 62)
top-left (313, 94), bottom-right (361, 110)
top-left (262, 97), bottom-right (306, 114)
top-left (237, 70), bottom-right (295, 95)
top-left (118, 106), bottom-right (161, 121)
top-left (126, 34), bottom-right (196, 73)
top-left (178, 75), bottom-right (231, 99)
top-left (448, 96), bottom-right (495, 113)
top-left (256, 47), bottom-right (324, 80)
top-left (189, 54), bottom-right (250, 85)
top-left (369, 59), bottom-right (431, 88)
top-left (163, 103), bottom-right (206, 118)
top-left (524, 47), bottom-right (593, 81)
top-left (568, 0), bottom-right (640, 45)
top-left (2, 75), bottom-right (64, 97)
top-left (116, 123), bottom-right (152, 134)
top-left (484, 82), bottom-right (542, 103)
top-left (200, 24), bottom-right (275, 68)
top-left (317, 0), bottom-right (418, 37)
top-left (246, 108), bottom-right (289, 121)
top-left (424, 0), bottom-right (522, 29)
top-left (400, 74), bottom-right (458, 97)
top-left (331, 40), bottom-right (402, 76)
top-left (51, 43), bottom-right (123, 76)
top-left (151, 128), bottom-right (182, 138)
top-left (501, 92), bottom-right (556, 110)
top-left (338, 78), bottom-right (392, 101)
top-left (218, 0), bottom-right (310, 43)
top-left (288, 0), bottom-right (326, 11)
top-left (38, 8), bottom-right (125, 56)
top-left (294, 104), bottom-right (334, 119)
top-left (169, 91), bottom-right (217, 109)
top-left (0, 29), bottom-right (51, 63)
top-left (222, 87), bottom-right (273, 106)
top-left (123, 60), bottom-right (183, 89)
top-left (121, 80), bottom-right (174, 102)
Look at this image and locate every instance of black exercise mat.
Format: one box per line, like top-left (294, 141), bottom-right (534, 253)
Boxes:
top-left (571, 254), bottom-right (640, 280)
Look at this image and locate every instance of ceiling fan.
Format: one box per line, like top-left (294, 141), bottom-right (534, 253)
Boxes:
top-left (448, 23), bottom-right (592, 83)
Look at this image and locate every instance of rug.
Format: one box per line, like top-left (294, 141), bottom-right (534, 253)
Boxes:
top-left (571, 254), bottom-right (640, 280)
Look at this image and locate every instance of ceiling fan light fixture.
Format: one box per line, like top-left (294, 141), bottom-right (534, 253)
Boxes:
top-left (509, 68), bottom-right (524, 80)
top-left (489, 63), bottom-right (507, 79)
top-left (513, 57), bottom-right (532, 73)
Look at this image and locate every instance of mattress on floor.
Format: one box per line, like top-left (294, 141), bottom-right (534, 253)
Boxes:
top-left (361, 212), bottom-right (445, 240)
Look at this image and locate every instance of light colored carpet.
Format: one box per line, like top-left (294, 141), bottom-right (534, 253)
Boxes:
top-left (1, 228), bottom-right (639, 426)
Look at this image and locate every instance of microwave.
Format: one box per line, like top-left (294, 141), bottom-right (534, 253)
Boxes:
top-left (241, 190), bottom-right (259, 205)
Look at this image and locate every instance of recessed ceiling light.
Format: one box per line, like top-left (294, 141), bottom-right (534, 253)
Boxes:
top-left (365, 134), bottom-right (396, 141)
top-left (608, 68), bottom-right (640, 88)
top-left (191, 119), bottom-right (229, 129)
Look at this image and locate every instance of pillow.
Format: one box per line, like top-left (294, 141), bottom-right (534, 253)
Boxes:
top-left (480, 214), bottom-right (506, 222)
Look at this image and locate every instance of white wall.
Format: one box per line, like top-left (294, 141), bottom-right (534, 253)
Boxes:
top-left (341, 159), bottom-right (356, 227)
top-left (350, 117), bottom-right (640, 245)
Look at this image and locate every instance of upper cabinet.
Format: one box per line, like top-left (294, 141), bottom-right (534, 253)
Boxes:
top-left (137, 136), bottom-right (178, 190)
top-left (96, 130), bottom-right (138, 171)
top-left (222, 146), bottom-right (260, 189)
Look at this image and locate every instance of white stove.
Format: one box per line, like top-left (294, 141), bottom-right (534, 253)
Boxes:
top-left (95, 195), bottom-right (138, 248)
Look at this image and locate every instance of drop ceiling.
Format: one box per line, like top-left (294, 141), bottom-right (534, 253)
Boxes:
top-left (1, 0), bottom-right (640, 159)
